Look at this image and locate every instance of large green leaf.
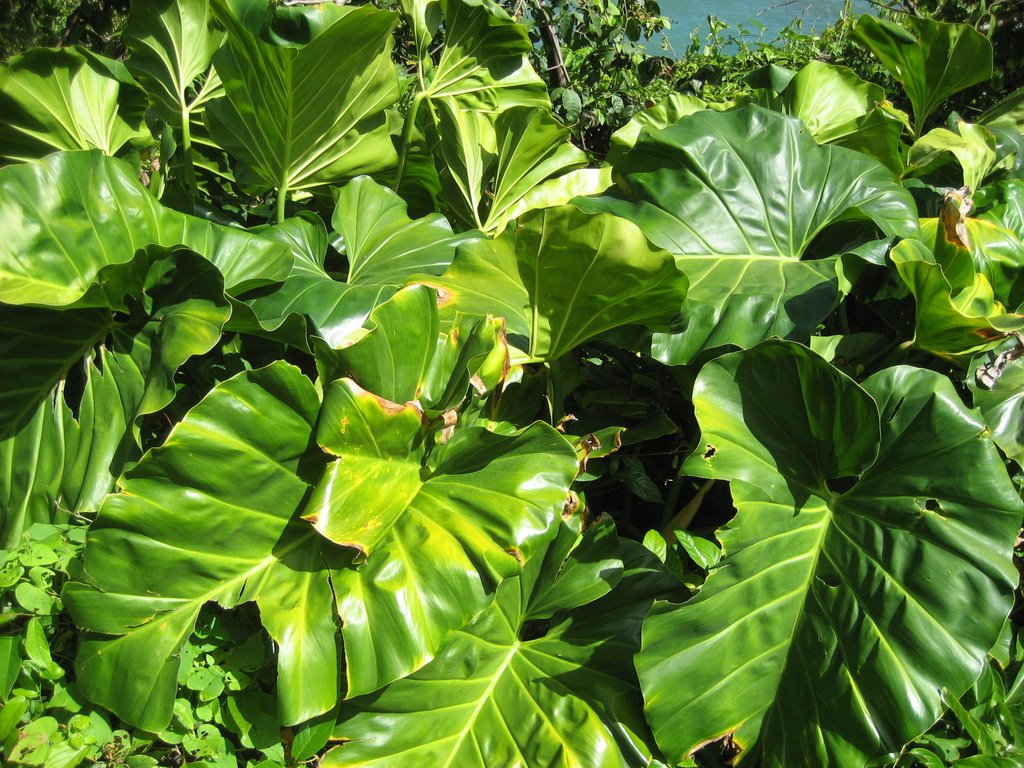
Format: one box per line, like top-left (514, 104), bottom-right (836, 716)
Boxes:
top-left (908, 122), bottom-right (999, 193)
top-left (638, 341), bottom-right (1023, 766)
top-left (413, 232), bottom-right (530, 344)
top-left (893, 238), bottom-right (1023, 359)
top-left (485, 107), bottom-right (588, 234)
top-left (235, 210), bottom-right (397, 350)
top-left (978, 179), bottom-right (1024, 240)
top-left (0, 397), bottom-right (67, 549)
top-left (577, 105), bottom-right (918, 365)
top-left (316, 285), bottom-right (510, 414)
top-left (304, 377), bottom-right (578, 696)
top-left (331, 176), bottom-right (464, 286)
top-left (852, 14), bottom-right (993, 135)
top-left (1, 248), bottom-right (229, 543)
top-left (969, 338), bottom-right (1024, 465)
top-left (0, 151), bottom-right (292, 308)
top-left (919, 216), bottom-right (1024, 309)
top-left (417, 205), bottom-right (686, 362)
top-left (0, 47), bottom-right (150, 163)
top-left (420, 103), bottom-right (589, 233)
top-left (419, 0), bottom-right (547, 112)
top-left (124, 0), bottom-right (224, 132)
top-left (324, 520), bottom-right (676, 767)
top-left (63, 363), bottom-right (342, 731)
top-left (607, 93), bottom-right (707, 165)
top-left (893, 218), bottom-right (1024, 359)
top-left (395, 0), bottom-right (549, 205)
top-left (750, 61), bottom-right (907, 173)
top-left (206, 2), bottom-right (400, 201)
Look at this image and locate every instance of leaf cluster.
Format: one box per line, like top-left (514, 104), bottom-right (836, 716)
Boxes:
top-left (1, 2), bottom-right (1024, 768)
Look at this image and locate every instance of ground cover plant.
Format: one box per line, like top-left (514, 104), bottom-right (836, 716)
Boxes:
top-left (2, 0), bottom-right (1024, 766)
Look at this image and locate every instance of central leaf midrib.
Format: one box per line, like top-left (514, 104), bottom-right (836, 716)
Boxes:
top-left (441, 642), bottom-right (519, 768)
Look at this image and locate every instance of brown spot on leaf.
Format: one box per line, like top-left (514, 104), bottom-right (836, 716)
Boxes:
top-left (470, 373), bottom-right (487, 396)
top-left (506, 547), bottom-right (524, 564)
top-left (439, 409), bottom-right (458, 444)
top-left (703, 444), bottom-right (717, 459)
top-left (941, 186), bottom-right (973, 250)
top-left (562, 491), bottom-right (580, 519)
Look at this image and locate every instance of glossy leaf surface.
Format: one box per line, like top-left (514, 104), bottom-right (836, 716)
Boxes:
top-left (332, 176), bottom-right (463, 286)
top-left (206, 2), bottom-right (400, 193)
top-left (324, 523), bottom-right (674, 767)
top-left (124, 0), bottom-right (224, 128)
top-left (852, 14), bottom-right (993, 135)
top-left (64, 363), bottom-right (340, 731)
top-left (0, 47), bottom-right (150, 162)
top-left (638, 341), bottom-right (1023, 766)
top-left (318, 285), bottom-right (509, 413)
top-left (969, 338), bottom-right (1024, 464)
top-left (419, 0), bottom-right (547, 112)
top-left (578, 106), bottom-right (918, 364)
top-left (1, 247), bottom-right (229, 555)
top-left (893, 225), bottom-right (1024, 359)
top-left (421, 205), bottom-right (686, 362)
top-left (305, 377), bottom-right (578, 696)
top-left (753, 61), bottom-right (906, 173)
top-left (0, 151), bottom-right (291, 307)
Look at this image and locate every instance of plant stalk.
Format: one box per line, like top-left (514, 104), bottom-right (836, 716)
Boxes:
top-left (662, 478), bottom-right (716, 539)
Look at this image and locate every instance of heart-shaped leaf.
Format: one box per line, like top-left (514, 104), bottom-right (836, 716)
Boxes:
top-left (305, 377), bottom-right (578, 696)
top-left (853, 14), bottom-right (993, 135)
top-left (638, 341), bottom-right (1023, 766)
top-left (577, 105), bottom-right (918, 364)
top-left (0, 47), bottom-right (150, 163)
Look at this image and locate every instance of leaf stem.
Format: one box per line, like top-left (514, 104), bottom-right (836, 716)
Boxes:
top-left (276, 182), bottom-right (288, 225)
top-left (180, 102), bottom-right (197, 192)
top-left (394, 92), bottom-right (425, 192)
top-left (662, 478), bottom-right (715, 538)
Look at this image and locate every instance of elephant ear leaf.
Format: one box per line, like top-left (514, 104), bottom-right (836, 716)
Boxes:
top-left (123, 0), bottom-right (224, 131)
top-left (637, 341), bottom-right (1022, 767)
top-left (420, 205), bottom-right (687, 363)
top-left (754, 60), bottom-right (907, 173)
top-left (305, 377), bottom-right (578, 697)
top-left (63, 363), bottom-right (342, 732)
top-left (0, 47), bottom-right (151, 163)
top-left (206, 1), bottom-right (401, 197)
top-left (0, 151), bottom-right (291, 309)
top-left (577, 105), bottom-right (918, 365)
top-left (331, 176), bottom-right (463, 287)
top-left (852, 14), bottom-right (993, 135)
top-left (422, 0), bottom-right (547, 111)
top-left (323, 518), bottom-right (676, 768)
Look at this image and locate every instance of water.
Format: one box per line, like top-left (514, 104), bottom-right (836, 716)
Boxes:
top-left (655, 0), bottom-right (876, 55)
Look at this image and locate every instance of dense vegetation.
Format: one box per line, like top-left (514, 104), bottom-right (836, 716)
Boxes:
top-left (2, 0), bottom-right (1024, 766)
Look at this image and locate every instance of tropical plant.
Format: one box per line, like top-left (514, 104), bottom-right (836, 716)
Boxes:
top-left (1, 2), bottom-right (1024, 767)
